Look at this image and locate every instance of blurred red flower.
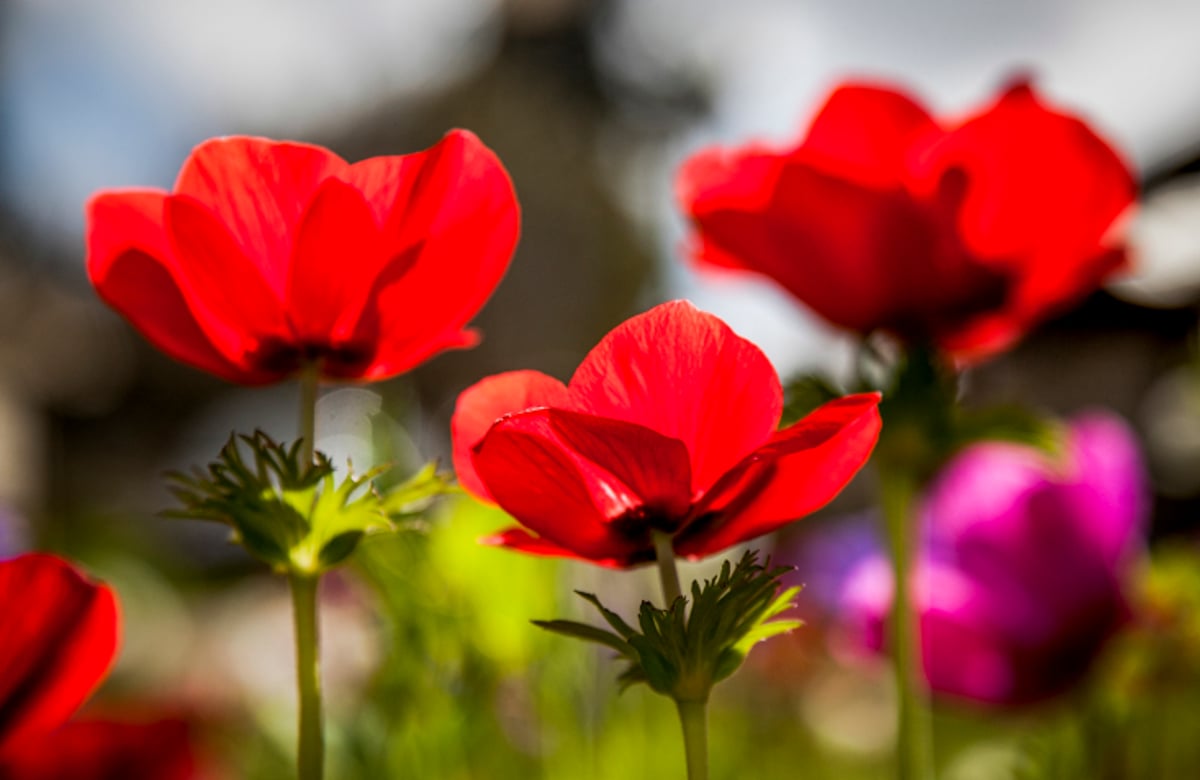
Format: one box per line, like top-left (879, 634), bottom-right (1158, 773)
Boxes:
top-left (0, 718), bottom-right (199, 780)
top-left (678, 80), bottom-right (1136, 361)
top-left (452, 300), bottom-right (881, 566)
top-left (0, 554), bottom-right (119, 753)
top-left (87, 131), bottom-right (519, 384)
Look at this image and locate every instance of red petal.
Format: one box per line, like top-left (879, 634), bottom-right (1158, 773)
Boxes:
top-left (165, 195), bottom-right (291, 363)
top-left (471, 411), bottom-right (649, 564)
top-left (451, 370), bottom-right (572, 501)
top-left (915, 81), bottom-right (1135, 282)
top-left (348, 130), bottom-right (519, 379)
top-left (173, 136), bottom-right (348, 295)
top-left (677, 393), bottom-right (881, 556)
top-left (0, 718), bottom-right (197, 780)
top-left (286, 178), bottom-right (387, 344)
top-left (677, 145), bottom-right (782, 271)
top-left (86, 192), bottom-right (269, 383)
top-left (546, 409), bottom-right (693, 519)
top-left (803, 83), bottom-right (937, 186)
top-left (0, 555), bottom-right (120, 751)
top-left (569, 300), bottom-right (783, 493)
top-left (482, 527), bottom-right (637, 568)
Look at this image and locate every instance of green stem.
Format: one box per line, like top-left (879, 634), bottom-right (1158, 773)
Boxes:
top-left (298, 364), bottom-right (319, 465)
top-left (290, 572), bottom-right (324, 780)
top-left (652, 531), bottom-right (683, 605)
top-left (880, 463), bottom-right (932, 780)
top-left (675, 698), bottom-right (709, 780)
top-left (293, 366), bottom-right (323, 779)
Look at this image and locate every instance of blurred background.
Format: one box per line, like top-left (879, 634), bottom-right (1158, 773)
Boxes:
top-left (4, 0), bottom-right (1200, 777)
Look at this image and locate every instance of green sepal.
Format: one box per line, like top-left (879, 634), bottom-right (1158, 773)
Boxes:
top-left (533, 551), bottom-right (801, 703)
top-left (166, 430), bottom-right (448, 575)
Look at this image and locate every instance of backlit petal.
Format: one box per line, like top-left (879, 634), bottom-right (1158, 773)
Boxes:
top-left (451, 370), bottom-right (572, 501)
top-left (569, 300), bottom-right (782, 492)
top-left (803, 83), bottom-right (937, 186)
top-left (174, 136), bottom-right (348, 295)
top-left (0, 555), bottom-right (119, 751)
top-left (86, 192), bottom-right (265, 383)
top-left (678, 393), bottom-right (881, 556)
top-left (351, 130), bottom-right (519, 379)
top-left (471, 412), bottom-right (647, 562)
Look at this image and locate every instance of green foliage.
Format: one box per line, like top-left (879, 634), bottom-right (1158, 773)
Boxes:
top-left (165, 430), bottom-right (452, 574)
top-left (534, 551), bottom-right (801, 703)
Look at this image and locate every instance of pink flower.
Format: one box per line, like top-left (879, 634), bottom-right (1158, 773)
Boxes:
top-left (835, 413), bottom-right (1147, 705)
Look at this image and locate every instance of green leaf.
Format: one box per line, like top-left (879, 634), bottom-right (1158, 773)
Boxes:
top-left (531, 619), bottom-right (635, 656)
top-left (382, 460), bottom-right (455, 518)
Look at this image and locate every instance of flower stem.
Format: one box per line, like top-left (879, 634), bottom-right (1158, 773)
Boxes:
top-left (652, 531), bottom-right (683, 605)
top-left (293, 366), bottom-right (323, 779)
top-left (675, 698), bottom-right (710, 780)
top-left (879, 464), bottom-right (932, 780)
top-left (290, 572), bottom-right (324, 780)
top-left (298, 364), bottom-right (320, 465)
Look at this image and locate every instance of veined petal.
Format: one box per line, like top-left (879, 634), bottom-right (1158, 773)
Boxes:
top-left (569, 300), bottom-right (782, 493)
top-left (0, 555), bottom-right (119, 751)
top-left (287, 178), bottom-right (387, 344)
top-left (546, 409), bottom-right (693, 519)
top-left (451, 370), bottom-right (572, 501)
top-left (677, 393), bottom-right (881, 556)
top-left (350, 130), bottom-right (519, 379)
top-left (174, 136), bottom-right (348, 295)
top-left (165, 195), bottom-right (291, 364)
top-left (471, 412), bottom-right (648, 563)
top-left (86, 192), bottom-right (266, 383)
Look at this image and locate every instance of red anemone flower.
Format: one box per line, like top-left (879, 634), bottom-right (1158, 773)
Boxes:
top-left (87, 130), bottom-right (519, 384)
top-left (0, 554), bottom-right (120, 754)
top-left (678, 79), bottom-right (1136, 361)
top-left (452, 300), bottom-right (881, 566)
top-left (0, 718), bottom-right (199, 780)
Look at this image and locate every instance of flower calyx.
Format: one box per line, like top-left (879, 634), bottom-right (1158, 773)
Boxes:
top-left (166, 430), bottom-right (452, 575)
top-left (534, 551), bottom-right (801, 703)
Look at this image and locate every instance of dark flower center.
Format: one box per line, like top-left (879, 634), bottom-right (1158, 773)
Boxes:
top-left (250, 338), bottom-right (375, 378)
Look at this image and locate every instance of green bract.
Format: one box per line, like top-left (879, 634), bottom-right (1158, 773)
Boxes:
top-left (166, 431), bottom-right (451, 574)
top-left (534, 552), bottom-right (801, 703)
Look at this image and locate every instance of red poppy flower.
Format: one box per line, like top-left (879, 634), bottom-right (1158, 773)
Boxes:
top-left (452, 300), bottom-right (882, 566)
top-left (0, 718), bottom-right (199, 780)
top-left (87, 130), bottom-right (519, 384)
top-left (678, 80), bottom-right (1136, 361)
top-left (0, 554), bottom-right (120, 753)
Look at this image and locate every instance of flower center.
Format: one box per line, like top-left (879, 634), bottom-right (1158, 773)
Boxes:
top-left (250, 338), bottom-right (375, 378)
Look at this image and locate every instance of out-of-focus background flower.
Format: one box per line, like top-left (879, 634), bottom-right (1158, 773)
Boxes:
top-left (6, 0), bottom-right (1200, 776)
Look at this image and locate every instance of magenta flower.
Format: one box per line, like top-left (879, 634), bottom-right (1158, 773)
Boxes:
top-left (834, 413), bottom-right (1147, 706)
